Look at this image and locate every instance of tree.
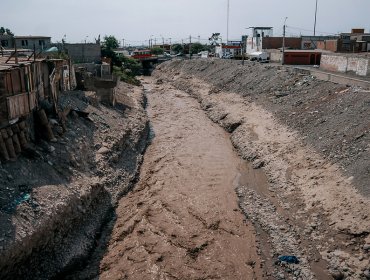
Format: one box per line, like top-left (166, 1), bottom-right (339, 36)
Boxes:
top-left (190, 42), bottom-right (205, 54)
top-left (151, 47), bottom-right (164, 55)
top-left (102, 35), bottom-right (119, 50)
top-left (101, 35), bottom-right (121, 66)
top-left (0, 27), bottom-right (14, 36)
top-left (171, 44), bottom-right (184, 54)
top-left (100, 35), bottom-right (141, 84)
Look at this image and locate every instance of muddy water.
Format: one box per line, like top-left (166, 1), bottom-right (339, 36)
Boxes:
top-left (99, 79), bottom-right (263, 279)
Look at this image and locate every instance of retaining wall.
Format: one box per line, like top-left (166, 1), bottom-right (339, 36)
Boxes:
top-left (320, 54), bottom-right (370, 76)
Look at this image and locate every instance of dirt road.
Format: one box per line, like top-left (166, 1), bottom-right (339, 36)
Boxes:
top-left (99, 78), bottom-right (262, 279)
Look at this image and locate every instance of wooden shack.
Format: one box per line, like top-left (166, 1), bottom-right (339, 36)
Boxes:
top-left (0, 56), bottom-right (76, 161)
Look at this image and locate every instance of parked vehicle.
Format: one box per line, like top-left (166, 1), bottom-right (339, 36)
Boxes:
top-left (163, 52), bottom-right (171, 58)
top-left (248, 51), bottom-right (270, 63)
top-left (131, 49), bottom-right (154, 60)
top-left (199, 51), bottom-right (209, 58)
top-left (222, 53), bottom-right (234, 59)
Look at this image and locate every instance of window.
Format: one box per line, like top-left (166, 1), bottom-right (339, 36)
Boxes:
top-left (1, 40), bottom-right (9, 47)
top-left (39, 40), bottom-right (45, 46)
top-left (21, 40), bottom-right (28, 47)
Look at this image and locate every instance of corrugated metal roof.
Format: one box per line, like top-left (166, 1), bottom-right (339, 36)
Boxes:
top-left (0, 56), bottom-right (45, 71)
top-left (14, 36), bottom-right (51, 39)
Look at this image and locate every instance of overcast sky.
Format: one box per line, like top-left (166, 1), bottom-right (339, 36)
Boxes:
top-left (2, 0), bottom-right (370, 46)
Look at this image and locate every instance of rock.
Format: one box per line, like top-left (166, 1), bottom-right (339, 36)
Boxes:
top-left (55, 126), bottom-right (64, 135)
top-left (331, 270), bottom-right (344, 280)
top-left (363, 270), bottom-right (370, 279)
top-left (252, 160), bottom-right (265, 169)
top-left (97, 147), bottom-right (110, 155)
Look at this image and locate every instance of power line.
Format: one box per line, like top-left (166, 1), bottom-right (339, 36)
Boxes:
top-left (286, 25), bottom-right (339, 36)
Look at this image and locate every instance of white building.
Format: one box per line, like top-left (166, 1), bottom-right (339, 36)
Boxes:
top-left (245, 27), bottom-right (273, 54)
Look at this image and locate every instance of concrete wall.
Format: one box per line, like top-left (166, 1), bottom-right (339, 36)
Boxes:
top-left (14, 37), bottom-right (51, 51)
top-left (320, 54), bottom-right (370, 76)
top-left (64, 43), bottom-right (101, 63)
top-left (269, 51), bottom-right (283, 62)
top-left (262, 37), bottom-right (301, 50)
top-left (316, 40), bottom-right (339, 52)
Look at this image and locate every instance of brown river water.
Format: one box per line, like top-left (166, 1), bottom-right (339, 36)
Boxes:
top-left (99, 78), bottom-right (263, 279)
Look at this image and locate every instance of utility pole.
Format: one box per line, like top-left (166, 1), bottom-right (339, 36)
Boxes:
top-left (226, 0), bottom-right (230, 43)
top-left (122, 38), bottom-right (125, 48)
top-left (282, 17), bottom-right (288, 65)
top-left (314, 0), bottom-right (318, 36)
top-left (241, 41), bottom-right (245, 65)
top-left (189, 35), bottom-right (192, 59)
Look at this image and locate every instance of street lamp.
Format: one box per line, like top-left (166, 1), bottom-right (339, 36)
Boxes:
top-left (150, 35), bottom-right (153, 49)
top-left (160, 34), bottom-right (164, 49)
top-left (226, 0), bottom-right (230, 43)
top-left (282, 17), bottom-right (288, 65)
top-left (314, 0), bottom-right (318, 36)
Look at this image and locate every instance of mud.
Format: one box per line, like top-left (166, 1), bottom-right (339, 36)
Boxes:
top-left (99, 78), bottom-right (263, 280)
top-left (152, 60), bottom-right (370, 279)
top-left (1, 59), bottom-right (369, 279)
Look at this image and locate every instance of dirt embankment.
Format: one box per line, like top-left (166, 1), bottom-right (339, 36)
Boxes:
top-left (0, 82), bottom-right (149, 279)
top-left (153, 60), bottom-right (370, 280)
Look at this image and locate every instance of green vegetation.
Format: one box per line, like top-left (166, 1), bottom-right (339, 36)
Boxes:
top-left (101, 35), bottom-right (141, 85)
top-left (172, 43), bottom-right (211, 55)
top-left (101, 35), bottom-right (121, 66)
top-left (0, 27), bottom-right (14, 36)
top-left (151, 47), bottom-right (164, 55)
top-left (171, 44), bottom-right (184, 54)
top-left (113, 65), bottom-right (141, 86)
top-left (189, 42), bottom-right (205, 54)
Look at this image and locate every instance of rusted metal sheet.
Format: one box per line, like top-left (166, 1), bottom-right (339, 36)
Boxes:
top-left (6, 93), bottom-right (30, 119)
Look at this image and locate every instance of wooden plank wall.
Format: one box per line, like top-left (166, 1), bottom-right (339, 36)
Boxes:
top-left (0, 59), bottom-right (72, 125)
top-left (6, 93), bottom-right (30, 120)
